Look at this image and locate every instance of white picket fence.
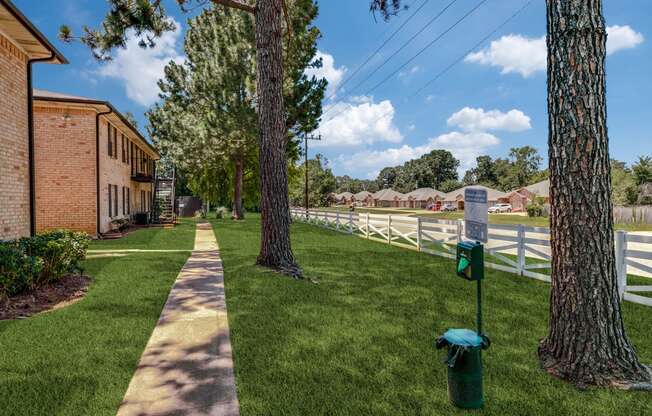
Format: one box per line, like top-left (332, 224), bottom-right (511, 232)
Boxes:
top-left (290, 208), bottom-right (652, 307)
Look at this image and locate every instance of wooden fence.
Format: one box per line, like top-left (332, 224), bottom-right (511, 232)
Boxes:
top-left (290, 208), bottom-right (652, 307)
top-left (613, 206), bottom-right (652, 225)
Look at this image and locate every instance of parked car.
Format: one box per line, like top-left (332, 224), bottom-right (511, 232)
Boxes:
top-left (441, 204), bottom-right (457, 212)
top-left (488, 203), bottom-right (512, 213)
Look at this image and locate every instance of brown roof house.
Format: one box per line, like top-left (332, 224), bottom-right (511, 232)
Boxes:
top-left (33, 90), bottom-right (160, 236)
top-left (353, 190), bottom-right (374, 206)
top-left (444, 185), bottom-right (508, 210)
top-left (0, 0), bottom-right (67, 240)
top-left (400, 187), bottom-right (446, 209)
top-left (372, 188), bottom-right (406, 208)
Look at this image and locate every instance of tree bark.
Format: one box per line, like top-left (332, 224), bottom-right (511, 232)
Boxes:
top-left (232, 158), bottom-right (245, 220)
top-left (254, 0), bottom-right (302, 277)
top-left (539, 0), bottom-right (651, 388)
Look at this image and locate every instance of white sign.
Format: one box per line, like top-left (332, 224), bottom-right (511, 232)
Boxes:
top-left (464, 188), bottom-right (488, 243)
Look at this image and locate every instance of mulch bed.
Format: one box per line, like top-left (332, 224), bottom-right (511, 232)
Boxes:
top-left (0, 275), bottom-right (92, 321)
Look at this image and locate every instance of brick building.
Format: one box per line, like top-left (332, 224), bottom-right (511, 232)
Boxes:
top-left (0, 0), bottom-right (67, 240)
top-left (33, 90), bottom-right (160, 236)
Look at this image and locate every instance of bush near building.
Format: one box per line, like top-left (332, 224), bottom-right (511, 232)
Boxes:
top-left (0, 230), bottom-right (89, 299)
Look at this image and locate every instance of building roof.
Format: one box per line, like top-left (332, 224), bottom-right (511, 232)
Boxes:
top-left (401, 187), bottom-right (445, 201)
top-left (523, 179), bottom-right (550, 198)
top-left (373, 188), bottom-right (406, 201)
top-left (333, 191), bottom-right (353, 201)
top-left (0, 0), bottom-right (67, 63)
top-left (33, 89), bottom-right (160, 159)
top-left (444, 185), bottom-right (508, 202)
top-left (353, 190), bottom-right (373, 200)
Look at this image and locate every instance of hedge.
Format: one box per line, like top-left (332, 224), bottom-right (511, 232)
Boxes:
top-left (0, 230), bottom-right (89, 299)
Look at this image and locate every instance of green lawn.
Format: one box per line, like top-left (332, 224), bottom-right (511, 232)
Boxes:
top-left (0, 220), bottom-right (195, 416)
top-left (320, 206), bottom-right (652, 231)
top-left (214, 215), bottom-right (652, 415)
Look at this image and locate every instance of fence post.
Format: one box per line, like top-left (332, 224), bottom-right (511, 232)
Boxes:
top-left (336, 211), bottom-right (340, 231)
top-left (456, 219), bottom-right (463, 242)
top-left (615, 230), bottom-right (627, 299)
top-left (517, 224), bottom-right (526, 276)
top-left (416, 217), bottom-right (422, 252)
top-left (366, 213), bottom-right (370, 239)
top-left (388, 215), bottom-right (392, 245)
top-left (348, 212), bottom-right (353, 234)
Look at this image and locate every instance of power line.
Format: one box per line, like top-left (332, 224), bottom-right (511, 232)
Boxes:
top-left (362, 0), bottom-right (490, 97)
top-left (318, 0), bottom-right (531, 137)
top-left (412, 0), bottom-right (533, 98)
top-left (334, 0), bottom-right (459, 107)
top-left (324, 0), bottom-right (431, 103)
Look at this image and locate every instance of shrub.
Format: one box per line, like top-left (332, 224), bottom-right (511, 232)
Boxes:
top-left (111, 217), bottom-right (131, 232)
top-left (215, 207), bottom-right (229, 219)
top-left (18, 230), bottom-right (89, 286)
top-left (526, 203), bottom-right (544, 218)
top-left (0, 243), bottom-right (42, 299)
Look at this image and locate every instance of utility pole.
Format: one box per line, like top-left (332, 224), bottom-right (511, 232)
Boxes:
top-left (303, 133), bottom-right (321, 211)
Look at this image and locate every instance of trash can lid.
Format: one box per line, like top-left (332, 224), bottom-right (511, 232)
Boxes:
top-left (441, 329), bottom-right (483, 347)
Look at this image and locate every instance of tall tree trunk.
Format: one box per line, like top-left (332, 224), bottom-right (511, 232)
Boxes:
top-left (254, 0), bottom-right (302, 277)
top-left (539, 0), bottom-right (651, 388)
top-left (232, 158), bottom-right (245, 220)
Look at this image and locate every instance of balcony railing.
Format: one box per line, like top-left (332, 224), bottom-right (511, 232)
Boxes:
top-left (131, 173), bottom-right (154, 183)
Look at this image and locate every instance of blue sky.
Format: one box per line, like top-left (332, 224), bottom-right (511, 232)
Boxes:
top-left (18, 0), bottom-right (651, 179)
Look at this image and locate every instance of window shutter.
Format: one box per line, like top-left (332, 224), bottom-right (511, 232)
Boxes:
top-left (113, 128), bottom-right (118, 159)
top-left (108, 185), bottom-right (112, 217)
top-left (114, 185), bottom-right (119, 217)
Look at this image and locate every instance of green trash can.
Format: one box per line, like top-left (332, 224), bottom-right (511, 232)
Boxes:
top-left (436, 328), bottom-right (490, 409)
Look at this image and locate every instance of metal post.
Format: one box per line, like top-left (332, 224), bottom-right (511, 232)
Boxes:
top-left (477, 244), bottom-right (484, 335)
top-left (388, 215), bottom-right (392, 244)
top-left (336, 211), bottom-right (340, 230)
top-left (615, 230), bottom-right (627, 299)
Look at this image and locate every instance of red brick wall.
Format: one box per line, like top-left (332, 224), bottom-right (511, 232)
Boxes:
top-left (33, 106), bottom-right (97, 235)
top-left (0, 33), bottom-right (29, 240)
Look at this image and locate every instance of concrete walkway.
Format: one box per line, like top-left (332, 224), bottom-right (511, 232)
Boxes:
top-left (117, 222), bottom-right (239, 416)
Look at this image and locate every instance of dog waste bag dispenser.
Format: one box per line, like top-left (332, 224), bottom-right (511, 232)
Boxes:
top-left (436, 187), bottom-right (489, 409)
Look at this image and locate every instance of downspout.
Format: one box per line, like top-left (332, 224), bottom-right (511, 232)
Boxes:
top-left (27, 52), bottom-right (55, 236)
top-left (96, 108), bottom-right (113, 236)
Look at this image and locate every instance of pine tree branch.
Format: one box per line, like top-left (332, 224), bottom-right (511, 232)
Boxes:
top-left (212, 0), bottom-right (256, 14)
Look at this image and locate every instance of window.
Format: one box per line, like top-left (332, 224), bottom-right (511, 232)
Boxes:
top-left (114, 185), bottom-right (119, 217)
top-left (141, 190), bottom-right (145, 211)
top-left (121, 134), bottom-right (125, 163)
top-left (108, 185), bottom-right (113, 217)
top-left (107, 123), bottom-right (113, 157)
top-left (126, 139), bottom-right (130, 165)
top-left (113, 127), bottom-right (118, 158)
top-left (127, 188), bottom-right (131, 215)
top-left (122, 186), bottom-right (126, 215)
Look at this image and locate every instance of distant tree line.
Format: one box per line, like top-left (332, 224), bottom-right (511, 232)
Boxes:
top-left (612, 156), bottom-right (652, 205)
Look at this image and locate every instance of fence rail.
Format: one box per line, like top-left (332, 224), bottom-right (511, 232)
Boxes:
top-left (290, 208), bottom-right (652, 307)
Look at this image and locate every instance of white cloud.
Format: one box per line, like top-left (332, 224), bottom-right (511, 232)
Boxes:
top-left (316, 97), bottom-right (402, 147)
top-left (607, 25), bottom-right (644, 55)
top-left (466, 25), bottom-right (643, 77)
top-left (398, 65), bottom-right (421, 78)
top-left (337, 131), bottom-right (500, 178)
top-left (465, 34), bottom-right (546, 77)
top-left (447, 107), bottom-right (531, 132)
top-left (97, 18), bottom-right (184, 107)
top-left (305, 51), bottom-right (346, 98)
top-left (408, 124), bottom-right (416, 131)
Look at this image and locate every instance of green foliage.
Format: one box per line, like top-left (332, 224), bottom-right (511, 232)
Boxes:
top-left (632, 156), bottom-right (652, 186)
top-left (289, 154), bottom-right (337, 207)
top-left (464, 146), bottom-right (544, 191)
top-left (334, 175), bottom-right (378, 194)
top-left (439, 179), bottom-right (463, 193)
top-left (0, 231), bottom-right (89, 298)
top-left (374, 149), bottom-right (459, 192)
top-left (216, 206), bottom-right (230, 219)
top-left (0, 243), bottom-right (42, 298)
top-left (526, 203), bottom-right (545, 218)
top-left (611, 159), bottom-right (638, 205)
